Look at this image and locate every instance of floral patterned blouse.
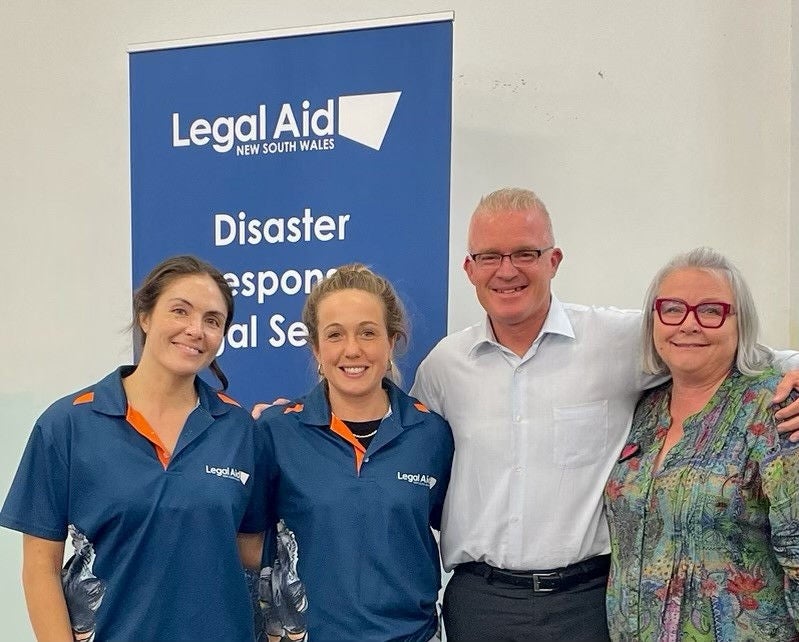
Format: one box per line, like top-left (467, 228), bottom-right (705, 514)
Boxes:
top-left (605, 368), bottom-right (799, 642)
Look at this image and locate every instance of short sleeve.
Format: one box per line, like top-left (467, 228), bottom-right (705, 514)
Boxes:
top-left (0, 420), bottom-right (70, 541)
top-left (429, 418), bottom-right (454, 531)
top-left (238, 418), bottom-right (277, 535)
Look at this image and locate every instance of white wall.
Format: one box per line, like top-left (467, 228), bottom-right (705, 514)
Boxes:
top-left (0, 1), bottom-right (795, 638)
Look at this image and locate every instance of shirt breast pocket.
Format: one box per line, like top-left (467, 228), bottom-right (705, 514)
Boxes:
top-left (552, 400), bottom-right (609, 468)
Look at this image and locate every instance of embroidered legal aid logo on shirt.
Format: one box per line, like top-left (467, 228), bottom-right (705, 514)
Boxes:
top-left (396, 471), bottom-right (437, 489)
top-left (204, 465), bottom-right (251, 485)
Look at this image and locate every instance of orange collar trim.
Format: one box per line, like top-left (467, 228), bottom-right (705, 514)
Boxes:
top-left (329, 413), bottom-right (366, 474)
top-left (126, 404), bottom-right (171, 469)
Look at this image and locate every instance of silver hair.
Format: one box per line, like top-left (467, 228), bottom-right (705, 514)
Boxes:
top-left (641, 246), bottom-right (770, 375)
top-left (469, 187), bottom-right (555, 248)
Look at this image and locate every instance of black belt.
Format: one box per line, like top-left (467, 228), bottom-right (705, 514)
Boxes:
top-left (456, 555), bottom-right (610, 593)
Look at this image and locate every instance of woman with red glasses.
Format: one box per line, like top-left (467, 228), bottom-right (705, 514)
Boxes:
top-left (604, 247), bottom-right (799, 641)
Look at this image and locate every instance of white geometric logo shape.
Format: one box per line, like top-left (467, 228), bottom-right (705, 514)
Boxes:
top-left (337, 91), bottom-right (401, 151)
top-left (238, 471), bottom-right (250, 485)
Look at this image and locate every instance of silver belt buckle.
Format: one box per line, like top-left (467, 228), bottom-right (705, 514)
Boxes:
top-left (532, 572), bottom-right (558, 592)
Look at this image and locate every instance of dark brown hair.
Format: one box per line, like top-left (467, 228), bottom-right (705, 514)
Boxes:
top-left (132, 255), bottom-right (234, 389)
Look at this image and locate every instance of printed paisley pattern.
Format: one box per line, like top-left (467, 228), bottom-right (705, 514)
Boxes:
top-left (605, 369), bottom-right (799, 641)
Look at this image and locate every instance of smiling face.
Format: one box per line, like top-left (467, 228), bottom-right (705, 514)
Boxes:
top-left (312, 288), bottom-right (395, 414)
top-left (465, 207), bottom-right (562, 344)
top-left (138, 274), bottom-right (228, 380)
top-left (653, 267), bottom-right (738, 383)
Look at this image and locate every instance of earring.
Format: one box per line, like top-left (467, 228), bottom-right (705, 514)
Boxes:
top-left (387, 359), bottom-right (395, 373)
top-left (317, 363), bottom-right (324, 377)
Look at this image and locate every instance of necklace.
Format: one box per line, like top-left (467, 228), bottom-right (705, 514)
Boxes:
top-left (343, 417), bottom-right (381, 440)
top-left (350, 428), bottom-right (378, 438)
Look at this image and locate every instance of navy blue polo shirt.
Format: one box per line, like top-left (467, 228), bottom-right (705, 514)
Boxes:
top-left (258, 379), bottom-right (454, 642)
top-left (1, 367), bottom-right (267, 642)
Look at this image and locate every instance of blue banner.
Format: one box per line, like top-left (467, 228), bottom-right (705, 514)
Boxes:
top-left (129, 16), bottom-right (453, 408)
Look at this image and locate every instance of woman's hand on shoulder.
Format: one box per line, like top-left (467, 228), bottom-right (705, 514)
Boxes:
top-left (251, 398), bottom-right (290, 420)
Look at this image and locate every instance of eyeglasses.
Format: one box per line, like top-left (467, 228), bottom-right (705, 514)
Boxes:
top-left (653, 298), bottom-right (735, 329)
top-left (469, 247), bottom-right (554, 269)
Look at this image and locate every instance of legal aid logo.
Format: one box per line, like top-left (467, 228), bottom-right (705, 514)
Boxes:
top-left (171, 91), bottom-right (402, 156)
top-left (336, 92), bottom-right (401, 150)
top-left (397, 471), bottom-right (437, 489)
top-left (205, 465), bottom-right (251, 485)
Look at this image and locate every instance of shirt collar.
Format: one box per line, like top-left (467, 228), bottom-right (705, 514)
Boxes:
top-left (467, 294), bottom-right (576, 356)
top-left (89, 366), bottom-right (233, 418)
top-left (540, 295), bottom-right (576, 340)
top-left (297, 378), bottom-right (425, 430)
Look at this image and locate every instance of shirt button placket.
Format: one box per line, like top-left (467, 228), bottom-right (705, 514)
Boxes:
top-left (508, 363), bottom-right (526, 559)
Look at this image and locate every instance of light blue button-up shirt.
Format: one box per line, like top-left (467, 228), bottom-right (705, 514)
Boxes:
top-left (412, 296), bottom-right (658, 571)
